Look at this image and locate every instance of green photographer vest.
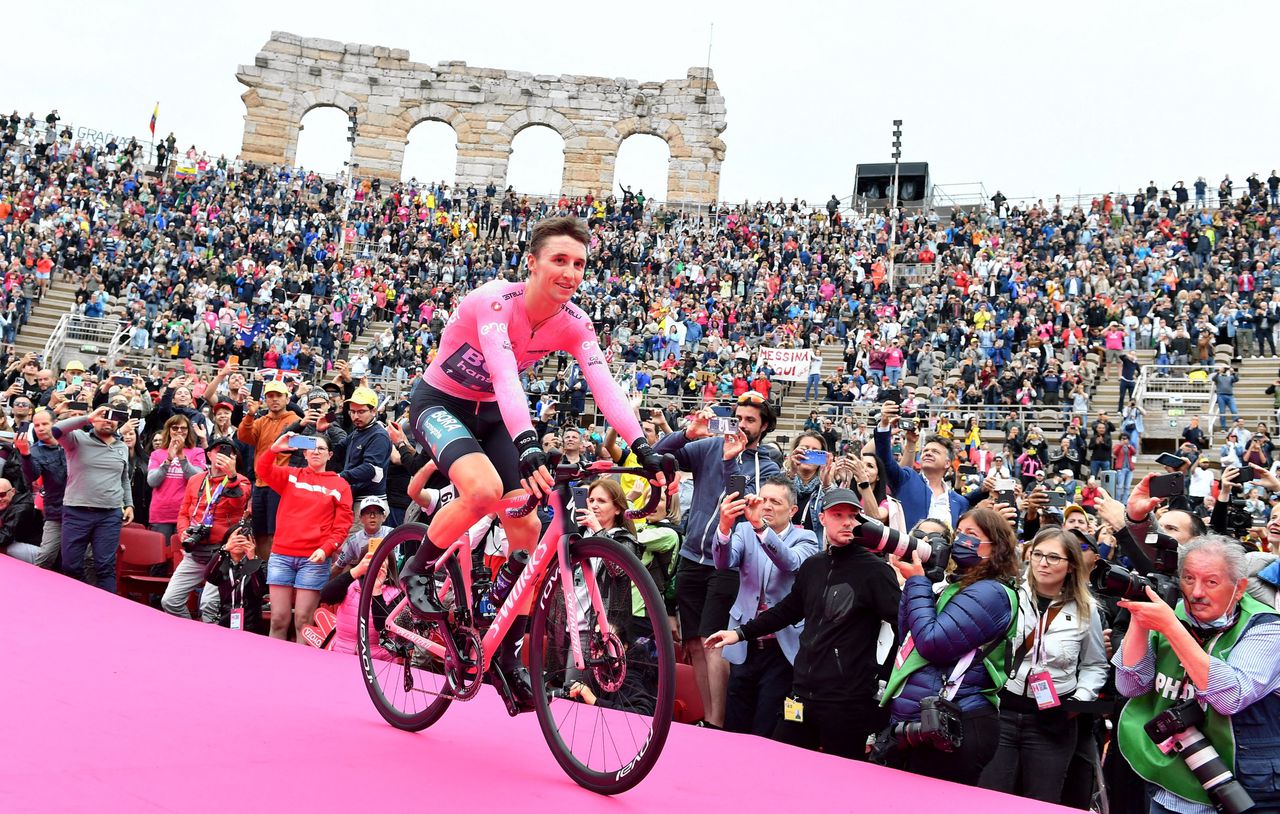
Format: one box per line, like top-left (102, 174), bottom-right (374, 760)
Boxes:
top-left (1117, 593), bottom-right (1272, 805)
top-left (881, 580), bottom-right (1019, 708)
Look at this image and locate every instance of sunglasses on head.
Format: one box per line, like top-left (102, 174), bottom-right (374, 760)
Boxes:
top-left (736, 391), bottom-right (767, 405)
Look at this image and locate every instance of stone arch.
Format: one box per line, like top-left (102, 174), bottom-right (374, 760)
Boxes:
top-left (288, 88), bottom-right (364, 167)
top-left (238, 34), bottom-right (727, 204)
top-left (496, 107), bottom-right (580, 144)
top-left (298, 88), bottom-right (362, 117)
top-left (610, 117), bottom-right (691, 160)
top-left (399, 102), bottom-right (474, 143)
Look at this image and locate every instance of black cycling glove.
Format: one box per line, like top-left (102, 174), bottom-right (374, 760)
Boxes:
top-left (630, 439), bottom-right (665, 478)
top-left (514, 430), bottom-right (548, 482)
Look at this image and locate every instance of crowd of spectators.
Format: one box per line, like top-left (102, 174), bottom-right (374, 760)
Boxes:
top-left (4, 106), bottom-right (1280, 810)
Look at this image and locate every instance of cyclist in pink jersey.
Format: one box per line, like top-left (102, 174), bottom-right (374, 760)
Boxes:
top-left (401, 216), bottom-right (667, 708)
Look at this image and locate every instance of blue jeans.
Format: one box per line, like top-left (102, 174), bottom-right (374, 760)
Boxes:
top-left (1115, 468), bottom-right (1133, 503)
top-left (805, 373), bottom-right (820, 401)
top-left (1090, 459), bottom-right (1106, 478)
top-left (61, 506), bottom-right (123, 593)
top-left (886, 366), bottom-right (902, 385)
top-left (1217, 394), bottom-right (1239, 428)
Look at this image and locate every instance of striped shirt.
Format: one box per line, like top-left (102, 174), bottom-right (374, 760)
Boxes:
top-left (1113, 620), bottom-right (1280, 814)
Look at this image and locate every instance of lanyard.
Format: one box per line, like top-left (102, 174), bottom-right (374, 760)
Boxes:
top-left (196, 475), bottom-right (231, 526)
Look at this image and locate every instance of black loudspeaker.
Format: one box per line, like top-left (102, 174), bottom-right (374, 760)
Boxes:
top-left (855, 162), bottom-right (930, 203)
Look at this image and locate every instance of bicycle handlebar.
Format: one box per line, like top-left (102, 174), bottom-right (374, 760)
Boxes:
top-left (504, 450), bottom-right (678, 521)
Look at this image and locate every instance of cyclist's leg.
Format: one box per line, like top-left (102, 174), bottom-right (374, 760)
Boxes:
top-left (404, 402), bottom-right (501, 574)
top-left (484, 425), bottom-right (540, 614)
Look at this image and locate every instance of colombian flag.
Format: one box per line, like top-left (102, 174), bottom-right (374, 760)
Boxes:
top-left (149, 102), bottom-right (158, 136)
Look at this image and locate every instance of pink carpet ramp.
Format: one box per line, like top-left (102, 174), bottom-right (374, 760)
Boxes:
top-left (0, 557), bottom-right (1074, 813)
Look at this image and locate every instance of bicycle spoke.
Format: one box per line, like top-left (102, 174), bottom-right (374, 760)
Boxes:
top-left (529, 536), bottom-right (675, 793)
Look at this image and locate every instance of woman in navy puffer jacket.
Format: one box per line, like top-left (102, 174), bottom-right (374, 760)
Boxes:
top-left (880, 507), bottom-right (1021, 786)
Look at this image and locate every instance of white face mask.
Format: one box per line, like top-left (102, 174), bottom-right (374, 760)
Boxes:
top-left (1189, 587), bottom-right (1240, 632)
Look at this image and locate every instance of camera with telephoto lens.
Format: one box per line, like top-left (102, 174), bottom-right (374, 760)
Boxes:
top-left (889, 695), bottom-right (964, 751)
top-left (181, 523), bottom-right (212, 552)
top-left (849, 506), bottom-right (954, 581)
top-left (1145, 699), bottom-right (1254, 814)
top-left (1089, 531), bottom-right (1181, 607)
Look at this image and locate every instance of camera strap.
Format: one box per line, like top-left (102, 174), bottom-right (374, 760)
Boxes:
top-left (940, 650), bottom-right (976, 702)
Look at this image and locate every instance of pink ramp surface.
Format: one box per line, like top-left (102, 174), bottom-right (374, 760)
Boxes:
top-left (0, 558), bottom-right (1072, 813)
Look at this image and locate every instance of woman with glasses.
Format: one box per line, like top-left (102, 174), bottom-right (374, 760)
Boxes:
top-left (979, 528), bottom-right (1108, 803)
top-left (878, 507), bottom-right (1021, 785)
top-left (146, 415), bottom-right (206, 543)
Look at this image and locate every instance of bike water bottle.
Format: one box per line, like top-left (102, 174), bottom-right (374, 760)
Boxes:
top-left (489, 550), bottom-right (530, 607)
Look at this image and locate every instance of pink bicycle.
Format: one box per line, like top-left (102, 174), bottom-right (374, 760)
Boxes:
top-left (356, 455), bottom-right (677, 794)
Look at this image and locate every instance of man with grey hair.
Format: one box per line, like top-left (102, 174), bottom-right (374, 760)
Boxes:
top-left (1113, 535), bottom-right (1280, 814)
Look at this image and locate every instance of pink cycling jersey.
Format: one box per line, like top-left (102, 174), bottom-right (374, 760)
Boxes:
top-left (423, 280), bottom-right (645, 444)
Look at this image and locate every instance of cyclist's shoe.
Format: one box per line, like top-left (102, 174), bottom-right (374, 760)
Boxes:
top-left (506, 667), bottom-right (537, 712)
top-left (398, 559), bottom-right (446, 617)
top-left (489, 665), bottom-right (537, 715)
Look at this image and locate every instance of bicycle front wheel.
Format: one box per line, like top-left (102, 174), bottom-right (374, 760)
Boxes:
top-left (356, 523), bottom-right (462, 732)
top-left (528, 536), bottom-right (676, 794)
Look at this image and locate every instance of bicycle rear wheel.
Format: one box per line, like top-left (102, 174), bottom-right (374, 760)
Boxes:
top-left (528, 536), bottom-right (675, 794)
top-left (356, 522), bottom-right (464, 732)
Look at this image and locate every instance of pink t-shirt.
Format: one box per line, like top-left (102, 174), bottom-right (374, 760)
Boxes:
top-left (424, 281), bottom-right (644, 444)
top-left (147, 447), bottom-right (208, 524)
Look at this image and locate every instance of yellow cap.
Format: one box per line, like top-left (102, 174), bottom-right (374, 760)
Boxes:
top-left (262, 380), bottom-right (289, 396)
top-left (65, 360), bottom-right (86, 372)
top-left (346, 387), bottom-right (378, 409)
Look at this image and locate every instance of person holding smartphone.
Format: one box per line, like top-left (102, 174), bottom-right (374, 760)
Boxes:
top-left (236, 379), bottom-right (303, 558)
top-left (52, 405), bottom-right (134, 592)
top-left (257, 432), bottom-right (352, 642)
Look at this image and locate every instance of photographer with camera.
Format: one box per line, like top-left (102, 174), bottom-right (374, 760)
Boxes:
top-left (875, 507), bottom-right (1021, 785)
top-left (160, 439), bottom-right (250, 620)
top-left (1114, 535), bottom-right (1280, 814)
top-left (710, 475), bottom-right (819, 736)
top-left (979, 527), bottom-right (1109, 804)
top-left (704, 488), bottom-right (900, 759)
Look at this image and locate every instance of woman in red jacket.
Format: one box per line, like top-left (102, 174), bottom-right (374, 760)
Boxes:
top-left (258, 433), bottom-right (354, 642)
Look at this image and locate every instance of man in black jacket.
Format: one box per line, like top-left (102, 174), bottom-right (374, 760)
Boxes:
top-left (706, 488), bottom-right (901, 759)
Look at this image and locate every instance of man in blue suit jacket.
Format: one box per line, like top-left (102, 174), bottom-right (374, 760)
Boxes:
top-left (875, 403), bottom-right (981, 530)
top-left (712, 475), bottom-right (819, 736)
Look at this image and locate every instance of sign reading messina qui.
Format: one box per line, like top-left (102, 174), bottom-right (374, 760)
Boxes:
top-left (756, 347), bottom-right (813, 382)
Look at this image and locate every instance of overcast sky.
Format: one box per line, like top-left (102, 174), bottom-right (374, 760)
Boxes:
top-left (3, 0), bottom-right (1276, 206)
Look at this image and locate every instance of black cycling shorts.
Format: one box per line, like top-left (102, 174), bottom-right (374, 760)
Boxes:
top-left (410, 381), bottom-right (523, 495)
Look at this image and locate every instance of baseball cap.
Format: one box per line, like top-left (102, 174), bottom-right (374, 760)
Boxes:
top-left (207, 438), bottom-right (238, 457)
top-left (321, 380), bottom-right (343, 393)
top-left (213, 401), bottom-right (235, 413)
top-left (263, 380), bottom-right (289, 396)
top-left (347, 387), bottom-right (378, 409)
top-left (306, 388), bottom-right (329, 405)
top-left (1067, 528), bottom-right (1097, 551)
top-left (358, 495), bottom-right (389, 515)
top-left (1063, 503), bottom-right (1087, 521)
top-left (65, 360), bottom-right (86, 372)
top-left (822, 488), bottom-right (860, 511)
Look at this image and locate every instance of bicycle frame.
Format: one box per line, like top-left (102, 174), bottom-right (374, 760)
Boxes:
top-left (382, 479), bottom-right (602, 674)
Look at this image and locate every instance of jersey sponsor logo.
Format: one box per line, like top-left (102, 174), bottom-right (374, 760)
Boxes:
top-left (502, 291), bottom-right (522, 301)
top-left (480, 321), bottom-right (508, 336)
top-left (586, 355), bottom-right (603, 366)
top-left (439, 344), bottom-right (492, 392)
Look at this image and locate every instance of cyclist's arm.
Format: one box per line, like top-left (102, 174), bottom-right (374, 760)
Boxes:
top-left (566, 331), bottom-right (645, 445)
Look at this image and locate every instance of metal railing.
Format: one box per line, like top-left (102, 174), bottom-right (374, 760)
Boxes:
top-left (41, 314), bottom-right (69, 367)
